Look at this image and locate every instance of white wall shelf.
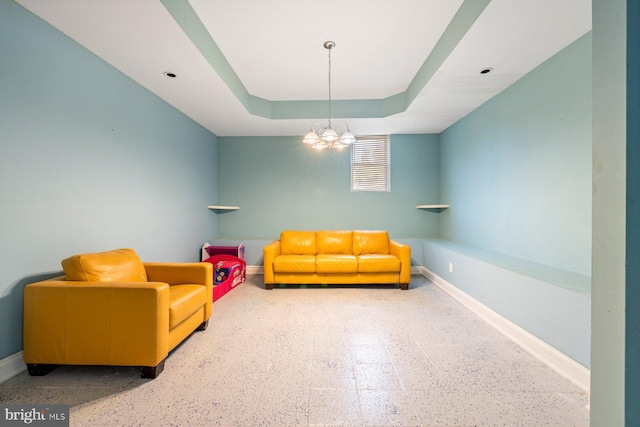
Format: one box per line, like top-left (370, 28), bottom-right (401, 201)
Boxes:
top-left (208, 205), bottom-right (240, 211)
top-left (416, 204), bottom-right (450, 210)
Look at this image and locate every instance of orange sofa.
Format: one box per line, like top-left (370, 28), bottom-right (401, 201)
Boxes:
top-left (263, 230), bottom-right (411, 290)
top-left (23, 248), bottom-right (212, 378)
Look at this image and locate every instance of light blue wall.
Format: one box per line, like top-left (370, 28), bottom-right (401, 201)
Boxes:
top-left (439, 32), bottom-right (592, 276)
top-left (0, 0), bottom-right (597, 387)
top-left (216, 134), bottom-right (440, 242)
top-left (422, 239), bottom-right (591, 367)
top-left (0, 1), bottom-right (218, 359)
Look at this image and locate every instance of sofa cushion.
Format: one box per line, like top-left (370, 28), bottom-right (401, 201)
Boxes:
top-left (358, 254), bottom-right (401, 273)
top-left (169, 284), bottom-right (207, 329)
top-left (273, 255), bottom-right (316, 273)
top-left (317, 230), bottom-right (353, 254)
top-left (62, 248), bottom-right (148, 282)
top-left (316, 254), bottom-right (358, 273)
top-left (353, 231), bottom-right (390, 255)
top-left (281, 231), bottom-right (317, 255)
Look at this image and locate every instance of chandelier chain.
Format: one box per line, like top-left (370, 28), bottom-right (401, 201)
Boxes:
top-left (327, 46), bottom-right (332, 126)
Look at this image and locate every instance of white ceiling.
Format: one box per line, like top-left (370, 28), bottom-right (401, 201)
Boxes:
top-left (15, 0), bottom-right (592, 137)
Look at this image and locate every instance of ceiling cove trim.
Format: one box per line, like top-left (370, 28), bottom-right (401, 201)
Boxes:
top-left (160, 0), bottom-right (491, 120)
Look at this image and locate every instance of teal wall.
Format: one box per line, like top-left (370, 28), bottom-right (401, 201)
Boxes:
top-left (216, 134), bottom-right (440, 241)
top-left (627, 0), bottom-right (640, 421)
top-left (0, 1), bottom-right (218, 360)
top-left (591, 0), bottom-right (628, 422)
top-left (439, 32), bottom-right (592, 277)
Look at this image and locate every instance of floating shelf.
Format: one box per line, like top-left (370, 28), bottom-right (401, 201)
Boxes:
top-left (416, 204), bottom-right (449, 210)
top-left (208, 205), bottom-right (240, 211)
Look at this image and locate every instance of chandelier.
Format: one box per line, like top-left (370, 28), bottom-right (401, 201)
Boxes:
top-left (303, 41), bottom-right (355, 150)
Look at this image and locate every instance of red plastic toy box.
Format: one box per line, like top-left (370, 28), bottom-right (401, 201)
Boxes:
top-left (202, 254), bottom-right (246, 301)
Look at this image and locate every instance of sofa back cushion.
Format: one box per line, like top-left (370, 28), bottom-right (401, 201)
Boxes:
top-left (62, 248), bottom-right (148, 282)
top-left (353, 230), bottom-right (390, 255)
top-left (280, 230), bottom-right (317, 255)
top-left (317, 230), bottom-right (353, 254)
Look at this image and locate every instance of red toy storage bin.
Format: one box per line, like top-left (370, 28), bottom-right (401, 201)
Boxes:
top-left (202, 254), bottom-right (246, 302)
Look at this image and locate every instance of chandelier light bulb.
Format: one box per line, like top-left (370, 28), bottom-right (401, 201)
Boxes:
top-left (321, 127), bottom-right (339, 142)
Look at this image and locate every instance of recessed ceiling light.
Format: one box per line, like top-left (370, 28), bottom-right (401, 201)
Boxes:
top-left (480, 67), bottom-right (493, 74)
top-left (164, 71), bottom-right (177, 78)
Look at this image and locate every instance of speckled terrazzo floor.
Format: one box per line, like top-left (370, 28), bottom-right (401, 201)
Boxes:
top-left (0, 275), bottom-right (589, 426)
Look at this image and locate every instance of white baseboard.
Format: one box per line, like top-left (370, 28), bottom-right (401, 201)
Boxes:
top-left (0, 351), bottom-right (26, 384)
top-left (246, 265), bottom-right (263, 275)
top-left (417, 266), bottom-right (591, 393)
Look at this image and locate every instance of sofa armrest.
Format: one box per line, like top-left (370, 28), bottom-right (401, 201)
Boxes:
top-left (24, 280), bottom-right (170, 367)
top-left (390, 240), bottom-right (411, 284)
top-left (144, 262), bottom-right (213, 320)
top-left (263, 240), bottom-right (281, 284)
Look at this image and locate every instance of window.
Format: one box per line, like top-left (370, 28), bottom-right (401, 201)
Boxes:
top-left (351, 135), bottom-right (390, 192)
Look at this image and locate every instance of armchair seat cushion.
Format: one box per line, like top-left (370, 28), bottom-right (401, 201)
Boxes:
top-left (316, 254), bottom-right (358, 273)
top-left (168, 285), bottom-right (207, 329)
top-left (357, 254), bottom-right (401, 273)
top-left (273, 255), bottom-right (316, 273)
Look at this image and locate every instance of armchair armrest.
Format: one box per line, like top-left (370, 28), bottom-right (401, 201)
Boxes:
top-left (144, 262), bottom-right (213, 319)
top-left (144, 262), bottom-right (212, 286)
top-left (390, 240), bottom-right (411, 284)
top-left (263, 240), bottom-right (281, 285)
top-left (24, 280), bottom-right (170, 367)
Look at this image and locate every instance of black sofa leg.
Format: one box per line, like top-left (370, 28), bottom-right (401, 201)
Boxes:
top-left (27, 364), bottom-right (58, 376)
top-left (265, 284), bottom-right (273, 290)
top-left (196, 320), bottom-right (209, 331)
top-left (400, 283), bottom-right (409, 290)
top-left (141, 360), bottom-right (165, 379)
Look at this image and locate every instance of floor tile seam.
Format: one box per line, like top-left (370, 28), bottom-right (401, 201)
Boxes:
top-left (350, 385), bottom-right (369, 427)
top-left (453, 385), bottom-right (588, 396)
top-left (494, 389), bottom-right (590, 397)
top-left (386, 357), bottom-right (423, 396)
top-left (308, 386), bottom-right (357, 391)
top-left (352, 362), bottom-right (396, 391)
top-left (385, 336), bottom-right (447, 385)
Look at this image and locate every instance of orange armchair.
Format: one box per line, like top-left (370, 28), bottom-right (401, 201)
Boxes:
top-left (23, 248), bottom-right (212, 379)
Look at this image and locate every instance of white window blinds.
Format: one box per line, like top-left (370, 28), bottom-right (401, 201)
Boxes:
top-left (351, 135), bottom-right (390, 192)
